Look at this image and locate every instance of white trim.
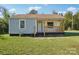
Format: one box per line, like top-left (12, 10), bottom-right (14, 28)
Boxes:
top-left (19, 19), bottom-right (26, 30)
top-left (35, 20), bottom-right (37, 32)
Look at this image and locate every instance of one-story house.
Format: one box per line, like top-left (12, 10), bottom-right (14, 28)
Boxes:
top-left (9, 14), bottom-right (64, 36)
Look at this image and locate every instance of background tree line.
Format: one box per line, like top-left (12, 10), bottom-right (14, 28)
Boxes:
top-left (0, 7), bottom-right (79, 34)
top-left (0, 7), bottom-right (10, 34)
top-left (64, 11), bottom-right (79, 30)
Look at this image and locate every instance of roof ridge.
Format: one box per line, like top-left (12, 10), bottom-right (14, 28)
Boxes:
top-left (11, 14), bottom-right (64, 19)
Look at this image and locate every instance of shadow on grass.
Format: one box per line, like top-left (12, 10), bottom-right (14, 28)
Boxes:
top-left (34, 32), bottom-right (79, 37)
top-left (6, 31), bottom-right (79, 37)
top-left (64, 32), bottom-right (79, 37)
top-left (0, 36), bottom-right (7, 40)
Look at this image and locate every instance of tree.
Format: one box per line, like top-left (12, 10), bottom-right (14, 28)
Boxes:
top-left (0, 7), bottom-right (10, 23)
top-left (0, 6), bottom-right (10, 34)
top-left (0, 18), bottom-right (6, 33)
top-left (64, 11), bottom-right (73, 30)
top-left (52, 10), bottom-right (58, 14)
top-left (29, 9), bottom-right (38, 14)
top-left (73, 11), bottom-right (79, 30)
top-left (59, 13), bottom-right (63, 16)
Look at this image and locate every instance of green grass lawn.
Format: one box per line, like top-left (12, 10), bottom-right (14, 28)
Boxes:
top-left (0, 32), bottom-right (79, 55)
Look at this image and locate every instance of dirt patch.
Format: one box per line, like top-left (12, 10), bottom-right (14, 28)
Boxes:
top-left (72, 45), bottom-right (79, 48)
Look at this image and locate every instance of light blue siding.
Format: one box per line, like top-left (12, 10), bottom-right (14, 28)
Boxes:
top-left (9, 18), bottom-right (36, 34)
top-left (9, 18), bottom-right (63, 34)
top-left (9, 19), bottom-right (20, 34)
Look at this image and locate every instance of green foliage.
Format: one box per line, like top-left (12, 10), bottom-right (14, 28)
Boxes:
top-left (52, 10), bottom-right (58, 14)
top-left (0, 7), bottom-right (10, 34)
top-left (29, 9), bottom-right (38, 14)
top-left (2, 7), bottom-right (10, 23)
top-left (73, 11), bottom-right (79, 30)
top-left (0, 18), bottom-right (7, 34)
top-left (64, 11), bottom-right (79, 30)
top-left (64, 11), bottom-right (73, 30)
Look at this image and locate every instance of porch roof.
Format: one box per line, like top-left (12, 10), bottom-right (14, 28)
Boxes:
top-left (10, 14), bottom-right (64, 20)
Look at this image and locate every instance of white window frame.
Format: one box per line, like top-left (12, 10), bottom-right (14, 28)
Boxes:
top-left (19, 19), bottom-right (26, 29)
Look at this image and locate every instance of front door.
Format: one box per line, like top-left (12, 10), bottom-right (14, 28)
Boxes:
top-left (37, 21), bottom-right (44, 33)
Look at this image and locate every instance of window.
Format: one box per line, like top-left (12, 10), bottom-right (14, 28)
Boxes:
top-left (47, 22), bottom-right (54, 27)
top-left (20, 20), bottom-right (25, 28)
top-left (54, 22), bottom-right (60, 26)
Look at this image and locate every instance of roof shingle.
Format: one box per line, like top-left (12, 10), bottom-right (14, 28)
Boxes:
top-left (11, 14), bottom-right (64, 19)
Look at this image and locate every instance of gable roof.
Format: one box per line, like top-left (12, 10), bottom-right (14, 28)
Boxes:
top-left (10, 14), bottom-right (64, 19)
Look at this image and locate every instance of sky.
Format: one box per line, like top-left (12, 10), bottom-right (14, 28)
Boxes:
top-left (0, 4), bottom-right (79, 17)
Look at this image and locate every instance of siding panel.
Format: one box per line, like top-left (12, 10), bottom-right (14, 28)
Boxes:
top-left (9, 19), bottom-right (36, 34)
top-left (9, 19), bottom-right (19, 34)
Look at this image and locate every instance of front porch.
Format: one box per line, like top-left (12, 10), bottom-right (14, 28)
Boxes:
top-left (35, 19), bottom-right (64, 36)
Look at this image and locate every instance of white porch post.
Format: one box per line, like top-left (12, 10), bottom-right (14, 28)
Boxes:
top-left (34, 20), bottom-right (37, 37)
